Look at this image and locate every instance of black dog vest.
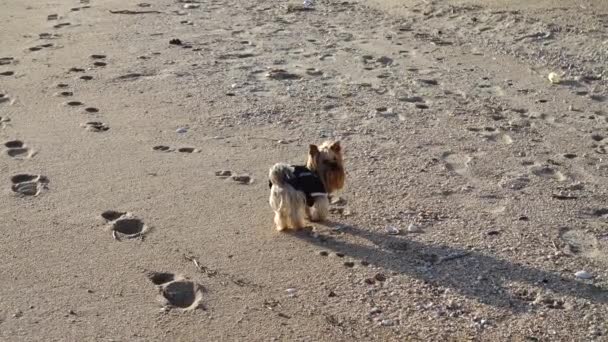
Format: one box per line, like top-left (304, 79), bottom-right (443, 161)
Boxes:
top-left (269, 165), bottom-right (327, 206)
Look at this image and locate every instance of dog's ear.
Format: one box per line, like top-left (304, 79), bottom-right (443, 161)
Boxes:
top-left (309, 144), bottom-right (319, 156)
top-left (329, 141), bottom-right (341, 153)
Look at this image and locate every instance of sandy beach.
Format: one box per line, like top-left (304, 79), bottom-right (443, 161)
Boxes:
top-left (1, 0), bottom-right (607, 340)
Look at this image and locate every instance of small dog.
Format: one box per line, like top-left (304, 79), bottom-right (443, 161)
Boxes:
top-left (268, 141), bottom-right (345, 231)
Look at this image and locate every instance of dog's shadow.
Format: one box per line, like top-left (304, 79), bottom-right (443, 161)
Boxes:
top-left (291, 221), bottom-right (607, 312)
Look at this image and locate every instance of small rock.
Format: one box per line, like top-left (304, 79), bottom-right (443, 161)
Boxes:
top-left (407, 223), bottom-right (421, 233)
top-left (575, 271), bottom-right (593, 279)
top-left (183, 3), bottom-right (200, 9)
top-left (364, 278), bottom-right (375, 285)
top-left (335, 252), bottom-right (345, 258)
top-left (176, 127), bottom-right (188, 133)
top-left (343, 261), bottom-right (355, 268)
top-left (286, 288), bottom-right (297, 297)
top-left (548, 72), bottom-right (561, 84)
top-left (169, 38), bottom-right (182, 46)
top-left (380, 319), bottom-right (394, 326)
top-left (319, 251), bottom-right (329, 256)
top-left (328, 291), bottom-right (337, 297)
top-left (374, 273), bottom-right (387, 282)
top-left (369, 307), bottom-right (382, 315)
top-left (385, 226), bottom-right (400, 235)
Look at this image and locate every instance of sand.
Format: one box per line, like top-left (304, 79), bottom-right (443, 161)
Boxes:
top-left (1, 0), bottom-right (607, 340)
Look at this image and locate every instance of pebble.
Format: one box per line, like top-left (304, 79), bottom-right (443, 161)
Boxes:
top-left (548, 72), bottom-right (561, 84)
top-left (407, 223), bottom-right (421, 233)
top-left (286, 288), bottom-right (297, 297)
top-left (183, 3), bottom-right (200, 9)
top-left (369, 307), bottom-right (382, 315)
top-left (385, 226), bottom-right (400, 235)
top-left (176, 127), bottom-right (188, 133)
top-left (575, 270), bottom-right (593, 279)
top-left (343, 261), bottom-right (355, 268)
top-left (374, 273), bottom-right (387, 282)
top-left (380, 319), bottom-right (395, 326)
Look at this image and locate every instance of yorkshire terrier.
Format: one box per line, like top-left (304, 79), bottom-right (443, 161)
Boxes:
top-left (268, 141), bottom-right (345, 231)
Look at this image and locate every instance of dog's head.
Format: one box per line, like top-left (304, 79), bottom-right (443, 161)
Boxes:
top-left (307, 141), bottom-right (345, 193)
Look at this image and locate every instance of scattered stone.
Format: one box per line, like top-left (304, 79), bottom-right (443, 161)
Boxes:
top-left (343, 261), bottom-right (355, 268)
top-left (169, 38), bottom-right (182, 46)
top-left (548, 72), bottom-right (561, 84)
top-left (364, 278), bottom-right (375, 285)
top-left (575, 271), bottom-right (593, 280)
top-left (183, 3), bottom-right (200, 9)
top-left (328, 291), bottom-right (337, 297)
top-left (176, 127), bottom-right (188, 133)
top-left (374, 273), bottom-right (386, 282)
top-left (319, 251), bottom-right (328, 256)
top-left (380, 319), bottom-right (395, 326)
top-left (407, 223), bottom-right (421, 233)
top-left (385, 226), bottom-right (400, 235)
top-left (369, 307), bottom-right (382, 315)
top-left (286, 288), bottom-right (297, 297)
top-left (335, 252), bottom-right (345, 258)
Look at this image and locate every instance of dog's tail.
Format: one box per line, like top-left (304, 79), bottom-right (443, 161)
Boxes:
top-left (268, 163), bottom-right (294, 186)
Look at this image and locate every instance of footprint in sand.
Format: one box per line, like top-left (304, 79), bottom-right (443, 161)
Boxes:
top-left (82, 122), bottom-right (109, 132)
top-left (53, 23), bottom-right (71, 29)
top-left (4, 140), bottom-right (34, 159)
top-left (10, 174), bottom-right (49, 197)
top-left (441, 152), bottom-right (472, 176)
top-left (214, 170), bottom-right (252, 184)
top-left (530, 165), bottom-right (567, 182)
top-left (153, 145), bottom-right (172, 152)
top-left (0, 116), bottom-right (10, 128)
top-left (55, 91), bottom-right (73, 97)
top-left (483, 131), bottom-right (514, 145)
top-left (147, 272), bottom-right (204, 311)
top-left (101, 210), bottom-right (149, 240)
top-left (65, 101), bottom-right (84, 107)
top-left (152, 146), bottom-right (199, 153)
top-left (560, 228), bottom-right (608, 264)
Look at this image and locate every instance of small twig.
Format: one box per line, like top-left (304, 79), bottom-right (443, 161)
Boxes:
top-left (109, 10), bottom-right (162, 14)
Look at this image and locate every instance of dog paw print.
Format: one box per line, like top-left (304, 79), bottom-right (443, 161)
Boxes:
top-left (152, 145), bottom-right (199, 153)
top-left (214, 170), bottom-right (253, 184)
top-left (4, 140), bottom-right (34, 159)
top-left (101, 210), bottom-right (149, 240)
top-left (11, 174), bottom-right (49, 197)
top-left (82, 122), bottom-right (109, 132)
top-left (147, 272), bottom-right (204, 311)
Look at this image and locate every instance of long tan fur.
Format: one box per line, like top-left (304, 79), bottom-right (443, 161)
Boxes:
top-left (268, 141), bottom-right (345, 231)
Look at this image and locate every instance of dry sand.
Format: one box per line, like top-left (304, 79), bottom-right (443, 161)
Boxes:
top-left (1, 0), bottom-right (607, 341)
